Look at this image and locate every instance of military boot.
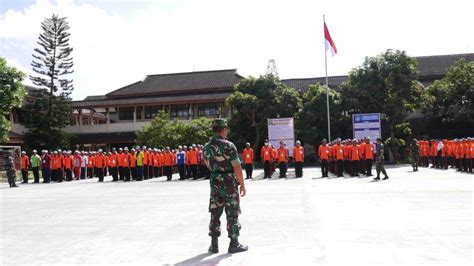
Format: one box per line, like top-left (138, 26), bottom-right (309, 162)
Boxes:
top-left (228, 238), bottom-right (248, 253)
top-left (208, 237), bottom-right (218, 253)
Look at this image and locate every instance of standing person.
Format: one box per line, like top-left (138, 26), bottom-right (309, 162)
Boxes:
top-left (80, 151), bottom-right (88, 179)
top-left (108, 149), bottom-right (118, 182)
top-left (163, 147), bottom-right (174, 181)
top-left (117, 148), bottom-right (124, 181)
top-left (409, 139), bottom-right (420, 172)
top-left (176, 146), bottom-right (186, 180)
top-left (147, 148), bottom-right (154, 179)
top-left (94, 149), bottom-right (106, 182)
top-left (364, 138), bottom-right (374, 176)
top-left (142, 146), bottom-right (149, 180)
top-left (242, 143), bottom-right (254, 179)
top-left (30, 150), bottom-right (41, 183)
top-left (374, 138), bottom-right (389, 181)
top-left (87, 152), bottom-right (94, 178)
top-left (204, 118), bottom-right (248, 254)
top-left (349, 139), bottom-right (360, 177)
top-left (318, 139), bottom-right (329, 177)
top-left (189, 144), bottom-right (199, 180)
top-left (5, 151), bottom-right (18, 188)
top-left (20, 151), bottom-right (29, 184)
top-left (64, 151), bottom-right (73, 181)
top-left (334, 139), bottom-right (345, 177)
top-left (153, 148), bottom-right (159, 178)
top-left (135, 146), bottom-right (144, 181)
top-left (122, 147), bottom-right (131, 181)
top-left (293, 140), bottom-right (304, 178)
top-left (41, 150), bottom-right (51, 183)
top-left (130, 148), bottom-right (137, 181)
top-left (277, 141), bottom-right (288, 178)
top-left (73, 151), bottom-right (82, 180)
top-left (270, 145), bottom-right (277, 177)
top-left (51, 151), bottom-right (60, 182)
top-left (261, 141), bottom-right (272, 179)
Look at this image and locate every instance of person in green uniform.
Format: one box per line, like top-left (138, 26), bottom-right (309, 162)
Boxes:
top-left (204, 119), bottom-right (248, 254)
top-left (5, 151), bottom-right (18, 188)
top-left (409, 139), bottom-right (420, 172)
top-left (374, 138), bottom-right (389, 181)
top-left (30, 149), bottom-right (41, 183)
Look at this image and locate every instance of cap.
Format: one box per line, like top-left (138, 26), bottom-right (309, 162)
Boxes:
top-left (32, 149), bottom-right (37, 153)
top-left (21, 151), bottom-right (26, 154)
top-left (124, 147), bottom-right (129, 151)
top-left (212, 118), bottom-right (228, 131)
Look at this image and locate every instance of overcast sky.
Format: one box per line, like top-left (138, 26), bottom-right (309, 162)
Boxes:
top-left (1, 0), bottom-right (473, 100)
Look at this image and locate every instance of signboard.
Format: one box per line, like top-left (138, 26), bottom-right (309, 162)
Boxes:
top-left (352, 113), bottom-right (381, 143)
top-left (268, 117), bottom-right (295, 156)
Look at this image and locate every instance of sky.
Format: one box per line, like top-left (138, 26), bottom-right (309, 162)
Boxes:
top-left (1, 0), bottom-right (473, 100)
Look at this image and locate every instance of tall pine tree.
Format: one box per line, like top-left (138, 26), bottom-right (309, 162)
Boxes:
top-left (25, 14), bottom-right (74, 149)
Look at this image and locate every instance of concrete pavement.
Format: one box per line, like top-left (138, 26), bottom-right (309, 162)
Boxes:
top-left (0, 166), bottom-right (472, 265)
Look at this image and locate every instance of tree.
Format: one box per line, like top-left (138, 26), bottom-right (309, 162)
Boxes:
top-left (296, 83), bottom-right (351, 146)
top-left (25, 14), bottom-right (74, 148)
top-left (226, 74), bottom-right (302, 152)
top-left (136, 112), bottom-right (214, 148)
top-left (0, 57), bottom-right (26, 142)
top-left (341, 49), bottom-right (422, 160)
top-left (422, 59), bottom-right (474, 126)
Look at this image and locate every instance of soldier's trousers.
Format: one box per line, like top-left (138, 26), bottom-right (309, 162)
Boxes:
top-left (191, 164), bottom-right (198, 179)
top-left (336, 160), bottom-right (344, 177)
top-left (143, 164), bottom-right (149, 180)
top-left (148, 165), bottom-right (153, 179)
top-left (32, 167), bottom-right (40, 183)
top-left (294, 162), bottom-right (303, 177)
top-left (96, 168), bottom-right (104, 182)
top-left (154, 166), bottom-right (159, 178)
top-left (118, 166), bottom-right (124, 180)
top-left (376, 162), bottom-right (387, 177)
top-left (110, 167), bottom-right (118, 181)
top-left (164, 166), bottom-right (172, 181)
top-left (136, 166), bottom-right (143, 181)
top-left (244, 164), bottom-right (253, 179)
top-left (21, 169), bottom-right (28, 183)
top-left (279, 162), bottom-right (287, 178)
top-left (87, 167), bottom-right (93, 178)
top-left (351, 160), bottom-right (359, 176)
top-left (65, 168), bottom-right (73, 181)
top-left (320, 159), bottom-right (328, 177)
top-left (263, 161), bottom-right (271, 178)
top-left (123, 167), bottom-right (131, 181)
top-left (8, 174), bottom-right (16, 187)
top-left (209, 177), bottom-right (241, 239)
top-left (130, 167), bottom-right (137, 180)
top-left (42, 168), bottom-right (51, 183)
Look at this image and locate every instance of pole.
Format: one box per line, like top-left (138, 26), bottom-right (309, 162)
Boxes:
top-left (324, 14), bottom-right (331, 142)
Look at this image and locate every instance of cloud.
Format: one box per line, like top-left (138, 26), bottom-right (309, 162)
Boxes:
top-left (1, 0), bottom-right (473, 100)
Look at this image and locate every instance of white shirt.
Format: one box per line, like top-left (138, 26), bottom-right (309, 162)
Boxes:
top-left (81, 155), bottom-right (88, 167)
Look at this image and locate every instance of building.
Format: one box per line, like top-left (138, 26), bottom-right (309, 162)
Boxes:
top-left (5, 53), bottom-right (473, 148)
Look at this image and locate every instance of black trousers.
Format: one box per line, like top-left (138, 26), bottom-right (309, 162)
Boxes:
top-left (366, 159), bottom-right (373, 176)
top-left (65, 168), bottom-right (73, 181)
top-left (148, 165), bottom-right (154, 178)
top-left (336, 160), bottom-right (344, 177)
top-left (110, 167), bottom-right (118, 181)
top-left (42, 168), bottom-right (51, 183)
top-left (87, 167), bottom-right (93, 178)
top-left (118, 166), bottom-right (124, 180)
top-left (351, 160), bottom-right (359, 176)
top-left (191, 165), bottom-right (198, 179)
top-left (263, 161), bottom-right (271, 178)
top-left (295, 162), bottom-right (303, 177)
top-left (178, 164), bottom-right (186, 179)
top-left (154, 167), bottom-right (159, 177)
top-left (143, 164), bottom-right (149, 180)
top-left (32, 167), bottom-right (40, 183)
top-left (96, 168), bottom-right (104, 182)
top-left (21, 169), bottom-right (28, 183)
top-left (245, 164), bottom-right (253, 179)
top-left (320, 159), bottom-right (328, 177)
top-left (164, 166), bottom-right (172, 181)
top-left (80, 167), bottom-right (86, 179)
top-left (279, 162), bottom-right (287, 178)
top-left (123, 167), bottom-right (131, 181)
top-left (131, 167), bottom-right (137, 180)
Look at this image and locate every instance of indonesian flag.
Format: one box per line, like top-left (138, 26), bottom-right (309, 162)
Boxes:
top-left (324, 22), bottom-right (337, 56)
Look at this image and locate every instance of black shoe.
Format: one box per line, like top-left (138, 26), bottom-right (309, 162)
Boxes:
top-left (373, 177), bottom-right (380, 181)
top-left (228, 238), bottom-right (248, 254)
top-left (208, 238), bottom-right (218, 253)
top-left (382, 176), bottom-right (389, 180)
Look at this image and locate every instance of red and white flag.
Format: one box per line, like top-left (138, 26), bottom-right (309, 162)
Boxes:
top-left (324, 22), bottom-right (337, 56)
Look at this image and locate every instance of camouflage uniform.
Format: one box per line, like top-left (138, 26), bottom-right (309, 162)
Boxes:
top-left (409, 141), bottom-right (420, 171)
top-left (204, 135), bottom-right (242, 239)
top-left (375, 143), bottom-right (388, 178)
top-left (5, 153), bottom-right (17, 188)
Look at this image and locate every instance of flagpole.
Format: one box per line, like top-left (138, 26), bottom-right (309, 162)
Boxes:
top-left (324, 14), bottom-right (331, 142)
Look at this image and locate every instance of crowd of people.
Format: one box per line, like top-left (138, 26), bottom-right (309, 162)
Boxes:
top-left (3, 136), bottom-right (472, 188)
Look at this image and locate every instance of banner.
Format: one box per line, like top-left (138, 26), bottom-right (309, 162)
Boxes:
top-left (268, 118), bottom-right (295, 156)
top-left (352, 113), bottom-right (381, 143)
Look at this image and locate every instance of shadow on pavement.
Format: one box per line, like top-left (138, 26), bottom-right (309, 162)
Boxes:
top-left (174, 252), bottom-right (232, 265)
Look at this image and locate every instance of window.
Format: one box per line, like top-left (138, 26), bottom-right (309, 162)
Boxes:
top-left (145, 106), bottom-right (162, 119)
top-left (170, 104), bottom-right (190, 119)
top-left (198, 103), bottom-right (219, 117)
top-left (119, 107), bottom-right (134, 120)
top-left (136, 106), bottom-right (143, 120)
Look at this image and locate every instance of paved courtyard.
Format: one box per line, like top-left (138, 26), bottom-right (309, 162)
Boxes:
top-left (0, 166), bottom-right (472, 265)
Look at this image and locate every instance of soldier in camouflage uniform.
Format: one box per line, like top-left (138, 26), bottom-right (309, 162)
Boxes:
top-left (204, 118), bottom-right (248, 254)
top-left (409, 139), bottom-right (420, 172)
top-left (5, 151), bottom-right (18, 188)
top-left (373, 138), bottom-right (389, 181)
